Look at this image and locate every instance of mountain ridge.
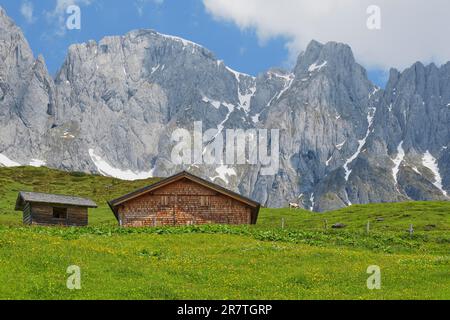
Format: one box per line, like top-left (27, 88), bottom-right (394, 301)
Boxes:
top-left (0, 7), bottom-right (448, 211)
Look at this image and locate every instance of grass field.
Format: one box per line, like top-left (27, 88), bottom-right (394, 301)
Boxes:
top-left (0, 167), bottom-right (449, 300)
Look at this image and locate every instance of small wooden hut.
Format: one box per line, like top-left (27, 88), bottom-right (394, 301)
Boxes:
top-left (15, 192), bottom-right (97, 226)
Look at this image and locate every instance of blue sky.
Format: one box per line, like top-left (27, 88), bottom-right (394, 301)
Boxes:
top-left (1, 0), bottom-right (387, 86)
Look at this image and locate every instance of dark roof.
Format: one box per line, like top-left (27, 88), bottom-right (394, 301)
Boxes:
top-left (15, 191), bottom-right (97, 211)
top-left (108, 171), bottom-right (261, 224)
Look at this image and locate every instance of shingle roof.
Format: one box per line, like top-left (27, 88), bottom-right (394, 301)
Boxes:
top-left (15, 191), bottom-right (97, 211)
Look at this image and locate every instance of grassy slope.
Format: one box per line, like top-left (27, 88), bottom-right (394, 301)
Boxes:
top-left (0, 166), bottom-right (160, 226)
top-left (0, 167), bottom-right (449, 299)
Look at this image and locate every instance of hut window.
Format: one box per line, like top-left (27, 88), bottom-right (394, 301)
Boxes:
top-left (161, 196), bottom-right (170, 206)
top-left (200, 196), bottom-right (210, 207)
top-left (53, 207), bottom-right (68, 220)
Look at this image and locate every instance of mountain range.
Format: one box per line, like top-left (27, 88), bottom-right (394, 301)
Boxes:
top-left (0, 6), bottom-right (448, 211)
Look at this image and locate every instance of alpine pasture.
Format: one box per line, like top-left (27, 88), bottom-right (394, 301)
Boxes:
top-left (0, 167), bottom-right (449, 299)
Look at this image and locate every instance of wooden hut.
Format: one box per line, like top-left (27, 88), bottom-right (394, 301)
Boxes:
top-left (108, 171), bottom-right (260, 227)
top-left (15, 192), bottom-right (97, 226)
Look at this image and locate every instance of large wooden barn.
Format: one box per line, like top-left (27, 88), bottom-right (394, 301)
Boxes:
top-left (15, 192), bottom-right (97, 226)
top-left (108, 171), bottom-right (261, 227)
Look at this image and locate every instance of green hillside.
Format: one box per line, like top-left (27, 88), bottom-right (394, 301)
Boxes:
top-left (0, 166), bottom-right (449, 300)
top-left (0, 166), bottom-right (160, 226)
top-left (1, 166), bottom-right (449, 231)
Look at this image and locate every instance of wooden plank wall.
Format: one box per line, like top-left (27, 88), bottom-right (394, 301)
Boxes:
top-left (23, 202), bottom-right (32, 225)
top-left (29, 203), bottom-right (88, 227)
top-left (118, 178), bottom-right (252, 227)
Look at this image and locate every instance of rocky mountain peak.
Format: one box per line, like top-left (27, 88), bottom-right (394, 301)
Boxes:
top-left (0, 8), bottom-right (448, 210)
top-left (290, 40), bottom-right (373, 109)
top-left (0, 5), bottom-right (7, 19)
top-left (294, 40), bottom-right (355, 75)
top-left (387, 61), bottom-right (447, 100)
top-left (386, 68), bottom-right (401, 88)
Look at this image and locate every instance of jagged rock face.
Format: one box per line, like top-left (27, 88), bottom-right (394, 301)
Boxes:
top-left (312, 61), bottom-right (450, 210)
top-left (250, 41), bottom-right (377, 209)
top-left (0, 6), bottom-right (448, 210)
top-left (0, 7), bottom-right (55, 165)
top-left (52, 29), bottom-right (261, 176)
top-left (366, 63), bottom-right (450, 201)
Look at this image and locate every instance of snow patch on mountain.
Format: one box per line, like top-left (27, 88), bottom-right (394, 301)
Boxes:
top-left (61, 131), bottom-right (75, 139)
top-left (212, 165), bottom-right (236, 184)
top-left (225, 66), bottom-right (256, 113)
top-left (268, 70), bottom-right (294, 82)
top-left (275, 75), bottom-right (295, 101)
top-left (30, 159), bottom-right (46, 167)
top-left (151, 64), bottom-right (161, 74)
top-left (368, 87), bottom-right (380, 99)
top-left (343, 107), bottom-right (376, 181)
top-left (226, 66), bottom-right (255, 81)
top-left (159, 32), bottom-right (202, 51)
top-left (308, 61), bottom-right (327, 73)
top-left (336, 140), bottom-right (346, 150)
top-left (392, 141), bottom-right (405, 185)
top-left (89, 149), bottom-right (154, 181)
top-left (202, 96), bottom-right (222, 109)
top-left (252, 113), bottom-right (260, 124)
top-left (216, 103), bottom-right (235, 134)
top-left (422, 151), bottom-right (448, 197)
top-left (345, 190), bottom-right (353, 206)
top-left (0, 154), bottom-right (21, 167)
top-left (309, 193), bottom-right (315, 211)
top-left (239, 84), bottom-right (256, 113)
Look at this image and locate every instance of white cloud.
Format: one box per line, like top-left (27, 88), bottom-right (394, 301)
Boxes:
top-left (203, 0), bottom-right (450, 70)
top-left (135, 0), bottom-right (164, 17)
top-left (20, 1), bottom-right (35, 23)
top-left (46, 0), bottom-right (92, 36)
top-left (49, 0), bottom-right (92, 18)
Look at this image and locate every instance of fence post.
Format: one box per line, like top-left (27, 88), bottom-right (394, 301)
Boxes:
top-left (324, 219), bottom-right (328, 231)
top-left (409, 224), bottom-right (414, 237)
top-left (281, 218), bottom-right (285, 229)
top-left (366, 221), bottom-right (370, 234)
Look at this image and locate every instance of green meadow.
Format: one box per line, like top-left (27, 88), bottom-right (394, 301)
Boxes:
top-left (0, 167), bottom-right (449, 300)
